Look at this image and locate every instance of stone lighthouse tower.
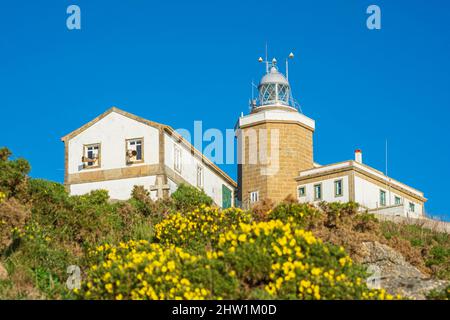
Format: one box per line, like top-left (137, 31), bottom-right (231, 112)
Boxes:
top-left (236, 57), bottom-right (315, 208)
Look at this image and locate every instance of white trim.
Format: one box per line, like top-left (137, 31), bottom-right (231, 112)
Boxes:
top-left (297, 185), bottom-right (306, 198)
top-left (238, 109), bottom-right (315, 131)
top-left (250, 191), bottom-right (259, 203)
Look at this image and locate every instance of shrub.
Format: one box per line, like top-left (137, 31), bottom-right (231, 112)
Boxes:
top-left (116, 202), bottom-right (153, 241)
top-left (155, 206), bottom-right (252, 249)
top-left (0, 148), bottom-right (30, 198)
top-left (128, 186), bottom-right (175, 220)
top-left (426, 284), bottom-right (450, 300)
top-left (251, 198), bottom-right (274, 221)
top-left (7, 220), bottom-right (75, 299)
top-left (319, 202), bottom-right (359, 228)
top-left (29, 189), bottom-right (121, 246)
top-left (354, 213), bottom-right (379, 233)
top-left (77, 240), bottom-right (229, 300)
top-left (216, 220), bottom-right (393, 300)
top-left (171, 184), bottom-right (213, 210)
top-left (426, 246), bottom-right (449, 267)
top-left (27, 179), bottom-right (68, 206)
top-left (268, 202), bottom-right (321, 228)
top-left (0, 198), bottom-right (30, 253)
top-left (79, 212), bottom-right (396, 300)
top-left (26, 180), bottom-right (69, 225)
top-left (130, 186), bottom-right (154, 217)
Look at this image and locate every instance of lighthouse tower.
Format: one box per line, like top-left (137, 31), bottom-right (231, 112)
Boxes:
top-left (236, 58), bottom-right (315, 207)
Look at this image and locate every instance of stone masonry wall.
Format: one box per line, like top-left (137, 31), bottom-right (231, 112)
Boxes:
top-left (238, 121), bottom-right (314, 207)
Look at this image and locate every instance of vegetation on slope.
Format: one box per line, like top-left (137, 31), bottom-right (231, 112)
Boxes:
top-left (0, 147), bottom-right (448, 300)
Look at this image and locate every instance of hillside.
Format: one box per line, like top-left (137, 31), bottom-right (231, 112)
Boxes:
top-left (0, 147), bottom-right (449, 300)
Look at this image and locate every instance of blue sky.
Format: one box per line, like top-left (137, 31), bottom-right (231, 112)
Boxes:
top-left (0, 1), bottom-right (449, 220)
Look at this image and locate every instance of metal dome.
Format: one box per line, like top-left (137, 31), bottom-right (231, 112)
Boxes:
top-left (259, 66), bottom-right (289, 86)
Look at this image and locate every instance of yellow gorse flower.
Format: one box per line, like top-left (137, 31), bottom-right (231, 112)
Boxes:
top-left (76, 206), bottom-right (400, 301)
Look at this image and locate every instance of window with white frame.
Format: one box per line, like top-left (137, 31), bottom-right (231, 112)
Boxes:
top-left (250, 191), bottom-right (259, 203)
top-left (126, 138), bottom-right (143, 163)
top-left (409, 202), bottom-right (415, 212)
top-left (380, 190), bottom-right (386, 206)
top-left (298, 186), bottom-right (306, 197)
top-left (82, 144), bottom-right (100, 168)
top-left (196, 165), bottom-right (204, 188)
top-left (314, 184), bottom-right (322, 200)
top-left (334, 179), bottom-right (343, 197)
top-left (174, 145), bottom-right (182, 173)
top-left (395, 196), bottom-right (401, 205)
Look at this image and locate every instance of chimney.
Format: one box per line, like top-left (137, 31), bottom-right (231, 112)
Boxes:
top-left (355, 149), bottom-right (362, 163)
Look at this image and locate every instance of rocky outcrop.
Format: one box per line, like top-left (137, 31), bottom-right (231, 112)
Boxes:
top-left (360, 241), bottom-right (448, 300)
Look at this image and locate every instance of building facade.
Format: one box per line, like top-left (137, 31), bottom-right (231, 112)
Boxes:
top-left (61, 108), bottom-right (236, 208)
top-left (296, 156), bottom-right (426, 218)
top-left (236, 59), bottom-right (426, 217)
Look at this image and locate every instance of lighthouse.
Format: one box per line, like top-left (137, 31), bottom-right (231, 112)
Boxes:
top-left (236, 57), bottom-right (316, 208)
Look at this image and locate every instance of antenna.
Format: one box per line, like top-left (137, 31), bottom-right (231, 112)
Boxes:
top-left (265, 42), bottom-right (269, 73)
top-left (249, 79), bottom-right (257, 109)
top-left (258, 44), bottom-right (270, 74)
top-left (385, 139), bottom-right (391, 206)
top-left (385, 139), bottom-right (388, 177)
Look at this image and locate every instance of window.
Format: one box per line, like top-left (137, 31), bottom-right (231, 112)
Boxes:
top-left (380, 190), bottom-right (386, 206)
top-left (222, 185), bottom-right (232, 209)
top-left (409, 202), bottom-right (415, 212)
top-left (82, 144), bottom-right (100, 168)
top-left (314, 184), bottom-right (322, 200)
top-left (277, 84), bottom-right (290, 104)
top-left (395, 196), bottom-right (401, 205)
top-left (174, 145), bottom-right (182, 173)
top-left (250, 191), bottom-right (259, 203)
top-left (196, 165), bottom-right (204, 188)
top-left (259, 83), bottom-right (277, 105)
top-left (126, 138), bottom-right (143, 163)
top-left (334, 179), bottom-right (343, 197)
top-left (298, 186), bottom-right (306, 197)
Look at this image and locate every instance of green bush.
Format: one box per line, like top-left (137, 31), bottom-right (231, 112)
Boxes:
top-left (426, 284), bottom-right (450, 300)
top-left (0, 147), bottom-right (30, 198)
top-left (129, 186), bottom-right (154, 217)
top-left (268, 202), bottom-right (320, 227)
top-left (27, 179), bottom-right (68, 204)
top-left (171, 184), bottom-right (213, 210)
top-left (8, 220), bottom-right (74, 299)
top-left (426, 246), bottom-right (449, 266)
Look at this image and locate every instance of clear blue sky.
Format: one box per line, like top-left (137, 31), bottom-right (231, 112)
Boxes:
top-left (1, 1), bottom-right (449, 220)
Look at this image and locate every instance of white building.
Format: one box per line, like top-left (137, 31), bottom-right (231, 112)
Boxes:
top-left (61, 107), bottom-right (236, 208)
top-left (237, 57), bottom-right (427, 218)
top-left (296, 151), bottom-right (426, 218)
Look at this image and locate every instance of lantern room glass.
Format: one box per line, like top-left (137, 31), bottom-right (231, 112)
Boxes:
top-left (259, 83), bottom-right (290, 106)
